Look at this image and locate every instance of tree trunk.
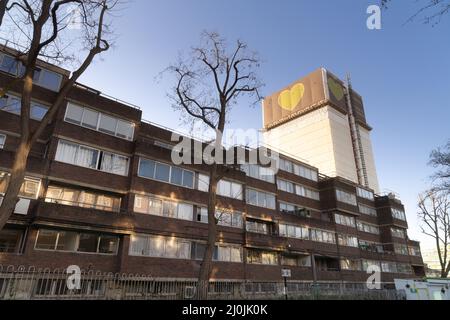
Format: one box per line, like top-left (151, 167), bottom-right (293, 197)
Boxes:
top-left (0, 0), bottom-right (8, 26)
top-left (0, 141), bottom-right (31, 231)
top-left (196, 163), bottom-right (219, 300)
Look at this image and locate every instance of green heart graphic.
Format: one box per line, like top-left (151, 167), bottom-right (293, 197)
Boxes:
top-left (328, 77), bottom-right (344, 101)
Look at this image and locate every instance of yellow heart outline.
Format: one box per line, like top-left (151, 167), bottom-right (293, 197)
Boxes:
top-left (278, 83), bottom-right (305, 111)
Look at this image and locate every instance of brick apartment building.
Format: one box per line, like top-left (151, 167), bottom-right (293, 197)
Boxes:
top-left (0, 45), bottom-right (425, 286)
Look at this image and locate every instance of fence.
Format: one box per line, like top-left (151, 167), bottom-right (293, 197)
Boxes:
top-left (0, 265), bottom-right (406, 300)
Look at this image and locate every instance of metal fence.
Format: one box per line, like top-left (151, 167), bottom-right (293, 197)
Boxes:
top-left (0, 265), bottom-right (406, 300)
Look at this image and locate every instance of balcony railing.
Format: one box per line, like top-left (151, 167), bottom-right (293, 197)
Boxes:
top-left (44, 198), bottom-right (121, 213)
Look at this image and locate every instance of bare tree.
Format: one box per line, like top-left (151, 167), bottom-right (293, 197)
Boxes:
top-left (429, 140), bottom-right (450, 192)
top-left (0, 0), bottom-right (120, 231)
top-left (167, 31), bottom-right (262, 299)
top-left (381, 0), bottom-right (450, 25)
top-left (418, 190), bottom-right (450, 278)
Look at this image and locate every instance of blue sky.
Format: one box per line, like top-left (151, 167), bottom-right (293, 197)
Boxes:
top-left (77, 0), bottom-right (450, 250)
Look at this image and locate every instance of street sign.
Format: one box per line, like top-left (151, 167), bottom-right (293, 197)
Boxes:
top-left (281, 269), bottom-right (291, 278)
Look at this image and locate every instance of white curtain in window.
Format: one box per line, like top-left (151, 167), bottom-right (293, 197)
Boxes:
top-left (177, 203), bottom-right (193, 221)
top-left (101, 153), bottom-right (128, 175)
top-left (76, 146), bottom-right (97, 169)
top-left (55, 141), bottom-right (78, 164)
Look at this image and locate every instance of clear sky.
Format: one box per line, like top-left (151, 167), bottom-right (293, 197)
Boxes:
top-left (76, 0), bottom-right (450, 250)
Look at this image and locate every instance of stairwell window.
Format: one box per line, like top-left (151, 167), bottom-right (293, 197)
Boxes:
top-left (55, 140), bottom-right (129, 176)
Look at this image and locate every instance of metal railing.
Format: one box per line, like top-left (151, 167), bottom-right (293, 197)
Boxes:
top-left (0, 265), bottom-right (406, 300)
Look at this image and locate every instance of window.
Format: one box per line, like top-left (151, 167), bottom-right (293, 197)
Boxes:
top-left (334, 213), bottom-right (356, 228)
top-left (0, 173), bottom-right (41, 200)
top-left (0, 134), bottom-right (6, 149)
top-left (100, 152), bottom-right (129, 176)
top-left (197, 173), bottom-right (210, 192)
top-left (359, 204), bottom-right (377, 216)
top-left (336, 189), bottom-right (357, 206)
top-left (0, 228), bottom-right (23, 253)
top-left (138, 158), bottom-right (194, 189)
top-left (338, 234), bottom-right (359, 247)
top-left (279, 223), bottom-right (309, 240)
top-left (277, 178), bottom-right (319, 200)
top-left (35, 229), bottom-right (118, 254)
top-left (98, 113), bottom-right (118, 135)
top-left (295, 185), bottom-right (320, 200)
top-left (357, 221), bottom-right (380, 235)
top-left (190, 242), bottom-right (242, 262)
top-left (340, 259), bottom-right (362, 271)
top-left (391, 208), bottom-right (406, 221)
top-left (247, 249), bottom-right (278, 265)
top-left (0, 94), bottom-right (48, 120)
top-left (381, 261), bottom-right (398, 273)
top-left (197, 208), bottom-right (243, 228)
top-left (279, 202), bottom-right (311, 217)
top-left (277, 179), bottom-right (294, 193)
top-left (216, 244), bottom-right (242, 263)
top-left (55, 140), bottom-right (129, 176)
top-left (18, 177), bottom-right (41, 199)
top-left (32, 67), bottom-right (62, 91)
top-left (246, 188), bottom-right (276, 209)
top-left (310, 229), bottom-right (336, 244)
top-left (0, 53), bottom-right (62, 91)
top-left (409, 246), bottom-right (421, 257)
top-left (45, 185), bottom-right (121, 212)
top-left (397, 263), bottom-right (412, 274)
top-left (0, 53), bottom-right (19, 74)
top-left (394, 244), bottom-right (409, 256)
top-left (391, 227), bottom-right (406, 239)
top-left (279, 158), bottom-right (318, 181)
top-left (134, 194), bottom-right (193, 221)
top-left (359, 240), bottom-right (384, 253)
top-left (362, 259), bottom-right (380, 271)
top-left (129, 234), bottom-right (191, 260)
top-left (217, 180), bottom-right (243, 200)
top-left (356, 187), bottom-right (374, 201)
top-left (281, 255), bottom-right (311, 267)
top-left (64, 103), bottom-right (134, 141)
top-left (246, 220), bottom-right (270, 235)
top-left (241, 164), bottom-right (275, 183)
